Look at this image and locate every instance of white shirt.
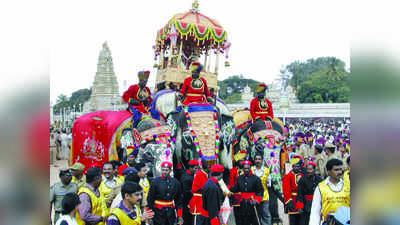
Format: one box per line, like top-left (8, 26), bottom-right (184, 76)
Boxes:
top-left (309, 177), bottom-right (344, 225)
top-left (110, 193), bottom-right (123, 211)
top-left (55, 214), bottom-right (78, 225)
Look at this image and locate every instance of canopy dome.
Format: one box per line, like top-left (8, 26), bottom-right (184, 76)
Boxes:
top-left (155, 1), bottom-right (228, 52)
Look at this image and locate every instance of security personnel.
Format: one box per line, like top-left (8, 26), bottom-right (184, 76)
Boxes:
top-left (250, 83), bottom-right (274, 122)
top-left (313, 144), bottom-right (325, 177)
top-left (282, 155), bottom-right (304, 225)
top-left (230, 160), bottom-right (264, 225)
top-left (201, 164), bottom-right (225, 225)
top-left (50, 168), bottom-right (78, 224)
top-left (147, 161), bottom-right (183, 225)
top-left (296, 162), bottom-right (323, 225)
top-left (188, 161), bottom-right (209, 224)
top-left (107, 181), bottom-right (154, 225)
top-left (76, 167), bottom-right (108, 225)
top-left (100, 162), bottom-right (124, 209)
top-left (180, 160), bottom-right (200, 225)
top-left (179, 62), bottom-right (213, 106)
top-left (309, 159), bottom-right (350, 225)
top-left (71, 163), bottom-right (86, 190)
top-left (252, 152), bottom-right (271, 225)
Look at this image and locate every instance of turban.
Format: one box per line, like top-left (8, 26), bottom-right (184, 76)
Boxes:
top-left (127, 146), bottom-right (138, 157)
top-left (234, 150), bottom-right (247, 161)
top-left (256, 83), bottom-right (267, 92)
top-left (189, 159), bottom-right (200, 166)
top-left (308, 162), bottom-right (318, 168)
top-left (241, 160), bottom-right (252, 166)
top-left (210, 164), bottom-right (224, 172)
top-left (191, 62), bottom-right (203, 73)
top-left (291, 155), bottom-right (304, 165)
top-left (118, 164), bottom-right (129, 176)
top-left (161, 161), bottom-right (173, 169)
top-left (138, 70), bottom-right (150, 81)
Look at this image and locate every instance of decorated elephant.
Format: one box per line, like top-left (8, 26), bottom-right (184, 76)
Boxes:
top-left (71, 110), bottom-right (176, 177)
top-left (151, 90), bottom-right (236, 172)
top-left (232, 109), bottom-right (285, 200)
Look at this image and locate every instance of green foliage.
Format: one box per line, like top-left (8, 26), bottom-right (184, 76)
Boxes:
top-left (286, 57), bottom-right (350, 103)
top-left (53, 88), bottom-right (92, 114)
top-left (218, 75), bottom-right (260, 103)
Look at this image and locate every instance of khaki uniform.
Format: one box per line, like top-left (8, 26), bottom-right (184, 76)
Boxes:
top-left (50, 182), bottom-right (78, 223)
top-left (314, 154), bottom-right (326, 178)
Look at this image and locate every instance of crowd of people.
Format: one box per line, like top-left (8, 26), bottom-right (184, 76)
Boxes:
top-left (50, 118), bottom-right (350, 225)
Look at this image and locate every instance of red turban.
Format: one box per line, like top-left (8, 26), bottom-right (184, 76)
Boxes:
top-left (189, 159), bottom-right (200, 166)
top-left (161, 161), bottom-right (173, 169)
top-left (241, 160), bottom-right (252, 166)
top-left (210, 164), bottom-right (224, 172)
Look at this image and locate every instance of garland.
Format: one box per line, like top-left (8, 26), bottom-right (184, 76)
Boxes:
top-left (252, 136), bottom-right (284, 149)
top-left (132, 132), bottom-right (176, 159)
top-left (184, 106), bottom-right (220, 160)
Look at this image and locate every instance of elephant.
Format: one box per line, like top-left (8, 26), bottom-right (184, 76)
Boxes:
top-left (232, 111), bottom-right (286, 224)
top-left (151, 90), bottom-right (236, 174)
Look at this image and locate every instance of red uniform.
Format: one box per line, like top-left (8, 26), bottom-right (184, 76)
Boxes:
top-left (122, 84), bottom-right (152, 113)
top-left (282, 170), bottom-right (304, 214)
top-left (188, 169), bottom-right (209, 217)
top-left (250, 97), bottom-right (274, 121)
top-left (180, 77), bottom-right (212, 106)
top-left (228, 167), bottom-right (243, 207)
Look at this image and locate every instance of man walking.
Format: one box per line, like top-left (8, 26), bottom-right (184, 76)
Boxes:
top-left (147, 161), bottom-right (183, 225)
top-left (50, 168), bottom-right (78, 224)
top-left (253, 153), bottom-right (272, 225)
top-left (309, 159), bottom-right (350, 225)
top-left (296, 162), bottom-right (323, 225)
top-left (201, 164), bottom-right (226, 225)
top-left (230, 160), bottom-right (264, 225)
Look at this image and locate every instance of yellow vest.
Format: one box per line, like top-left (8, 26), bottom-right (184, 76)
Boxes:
top-left (139, 178), bottom-right (150, 199)
top-left (76, 186), bottom-right (107, 225)
top-left (251, 166), bottom-right (270, 201)
top-left (344, 170), bottom-right (350, 186)
top-left (110, 204), bottom-right (141, 225)
top-left (99, 178), bottom-right (123, 201)
top-left (318, 180), bottom-right (350, 220)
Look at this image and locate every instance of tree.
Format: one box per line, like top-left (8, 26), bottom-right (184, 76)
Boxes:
top-left (218, 75), bottom-right (260, 103)
top-left (53, 88), bottom-right (92, 114)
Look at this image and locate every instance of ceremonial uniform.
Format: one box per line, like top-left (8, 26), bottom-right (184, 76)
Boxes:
top-left (180, 169), bottom-right (195, 225)
top-left (189, 169), bottom-right (209, 221)
top-left (282, 170), bottom-right (304, 225)
top-left (296, 174), bottom-right (323, 225)
top-left (229, 172), bottom-right (264, 225)
top-left (201, 165), bottom-right (225, 225)
top-left (107, 201), bottom-right (141, 225)
top-left (180, 77), bottom-right (212, 105)
top-left (122, 84), bottom-right (152, 114)
top-left (250, 97), bottom-right (274, 121)
top-left (147, 175), bottom-right (183, 225)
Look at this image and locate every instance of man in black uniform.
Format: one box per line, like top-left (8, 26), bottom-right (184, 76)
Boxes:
top-left (230, 160), bottom-right (264, 225)
top-left (180, 160), bottom-right (200, 225)
top-left (147, 161), bottom-right (184, 225)
top-left (296, 162), bottom-right (323, 225)
top-left (201, 164), bottom-right (225, 225)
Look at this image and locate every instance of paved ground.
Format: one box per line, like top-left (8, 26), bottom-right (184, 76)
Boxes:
top-left (50, 159), bottom-right (289, 224)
